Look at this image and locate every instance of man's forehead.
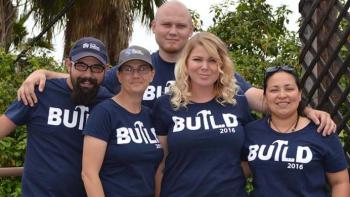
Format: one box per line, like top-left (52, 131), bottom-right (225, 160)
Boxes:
top-left (77, 56), bottom-right (102, 64)
top-left (157, 15), bottom-right (191, 24)
top-left (159, 19), bottom-right (190, 25)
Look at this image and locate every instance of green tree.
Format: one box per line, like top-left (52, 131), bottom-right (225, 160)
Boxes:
top-left (209, 0), bottom-right (300, 88)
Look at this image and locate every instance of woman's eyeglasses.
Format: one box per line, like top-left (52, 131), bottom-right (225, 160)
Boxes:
top-left (73, 61), bottom-right (105, 73)
top-left (119, 65), bottom-right (152, 75)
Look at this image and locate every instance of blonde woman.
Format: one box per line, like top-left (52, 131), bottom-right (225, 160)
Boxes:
top-left (152, 32), bottom-right (252, 197)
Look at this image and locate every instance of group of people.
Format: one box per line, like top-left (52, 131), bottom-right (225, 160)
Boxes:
top-left (0, 0), bottom-right (348, 196)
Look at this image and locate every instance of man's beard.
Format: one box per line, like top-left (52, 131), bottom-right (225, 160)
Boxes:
top-left (71, 77), bottom-right (99, 105)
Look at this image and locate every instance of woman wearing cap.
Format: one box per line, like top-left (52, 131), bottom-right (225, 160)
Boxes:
top-left (152, 32), bottom-right (253, 196)
top-left (81, 45), bottom-right (163, 197)
top-left (242, 66), bottom-right (349, 196)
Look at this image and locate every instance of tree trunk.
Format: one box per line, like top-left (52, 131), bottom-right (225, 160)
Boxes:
top-left (63, 0), bottom-right (133, 65)
top-left (0, 0), bottom-right (16, 51)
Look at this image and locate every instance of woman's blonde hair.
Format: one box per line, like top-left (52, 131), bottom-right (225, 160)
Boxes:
top-left (170, 32), bottom-right (238, 109)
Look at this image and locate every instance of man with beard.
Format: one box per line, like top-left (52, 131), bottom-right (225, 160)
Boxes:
top-left (0, 37), bottom-right (112, 197)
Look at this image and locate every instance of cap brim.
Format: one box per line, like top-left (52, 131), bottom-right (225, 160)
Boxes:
top-left (71, 52), bottom-right (107, 65)
top-left (117, 58), bottom-right (153, 69)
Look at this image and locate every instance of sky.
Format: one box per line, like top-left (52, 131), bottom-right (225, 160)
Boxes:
top-left (29, 0), bottom-right (300, 62)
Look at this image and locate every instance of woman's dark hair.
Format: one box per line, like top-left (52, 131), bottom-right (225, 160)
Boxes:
top-left (263, 66), bottom-right (306, 116)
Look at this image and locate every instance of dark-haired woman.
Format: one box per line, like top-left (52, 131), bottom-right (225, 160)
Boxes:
top-left (242, 66), bottom-right (349, 197)
top-left (81, 46), bottom-right (163, 197)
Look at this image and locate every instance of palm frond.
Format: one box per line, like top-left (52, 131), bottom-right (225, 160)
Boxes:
top-left (131, 0), bottom-right (166, 26)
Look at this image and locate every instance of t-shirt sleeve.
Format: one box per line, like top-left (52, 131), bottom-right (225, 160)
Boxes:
top-left (151, 97), bottom-right (171, 136)
top-left (83, 104), bottom-right (112, 142)
top-left (241, 123), bottom-right (255, 161)
top-left (323, 133), bottom-right (348, 173)
top-left (235, 92), bottom-right (254, 125)
top-left (4, 99), bottom-right (33, 126)
top-left (103, 66), bottom-right (120, 94)
top-left (234, 72), bottom-right (252, 93)
top-left (241, 150), bottom-right (249, 161)
top-left (241, 98), bottom-right (254, 125)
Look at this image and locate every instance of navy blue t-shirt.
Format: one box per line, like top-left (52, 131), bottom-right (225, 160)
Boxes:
top-left (243, 117), bottom-right (348, 197)
top-left (152, 93), bottom-right (253, 197)
top-left (103, 51), bottom-right (252, 108)
top-left (83, 99), bottom-right (163, 197)
top-left (4, 78), bottom-right (112, 197)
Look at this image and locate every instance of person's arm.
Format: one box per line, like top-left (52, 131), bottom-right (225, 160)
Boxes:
top-left (241, 161), bottom-right (251, 178)
top-left (244, 87), bottom-right (336, 135)
top-left (155, 135), bottom-right (168, 197)
top-left (81, 136), bottom-right (107, 197)
top-left (326, 169), bottom-right (350, 197)
top-left (244, 87), bottom-right (266, 112)
top-left (0, 115), bottom-right (17, 138)
top-left (102, 66), bottom-right (120, 94)
top-left (17, 69), bottom-right (68, 106)
top-left (303, 107), bottom-right (336, 135)
top-left (0, 115), bottom-right (23, 177)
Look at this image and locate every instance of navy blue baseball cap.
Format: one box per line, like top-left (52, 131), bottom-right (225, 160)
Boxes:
top-left (69, 37), bottom-right (108, 65)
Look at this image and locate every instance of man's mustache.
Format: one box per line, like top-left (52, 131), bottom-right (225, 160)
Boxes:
top-left (77, 77), bottom-right (97, 86)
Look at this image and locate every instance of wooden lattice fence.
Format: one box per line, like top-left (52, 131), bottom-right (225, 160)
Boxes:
top-left (299, 0), bottom-right (350, 164)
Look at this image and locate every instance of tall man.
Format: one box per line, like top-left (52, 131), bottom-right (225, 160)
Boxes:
top-left (17, 0), bottom-right (335, 132)
top-left (0, 37), bottom-right (112, 196)
top-left (96, 0), bottom-right (194, 107)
